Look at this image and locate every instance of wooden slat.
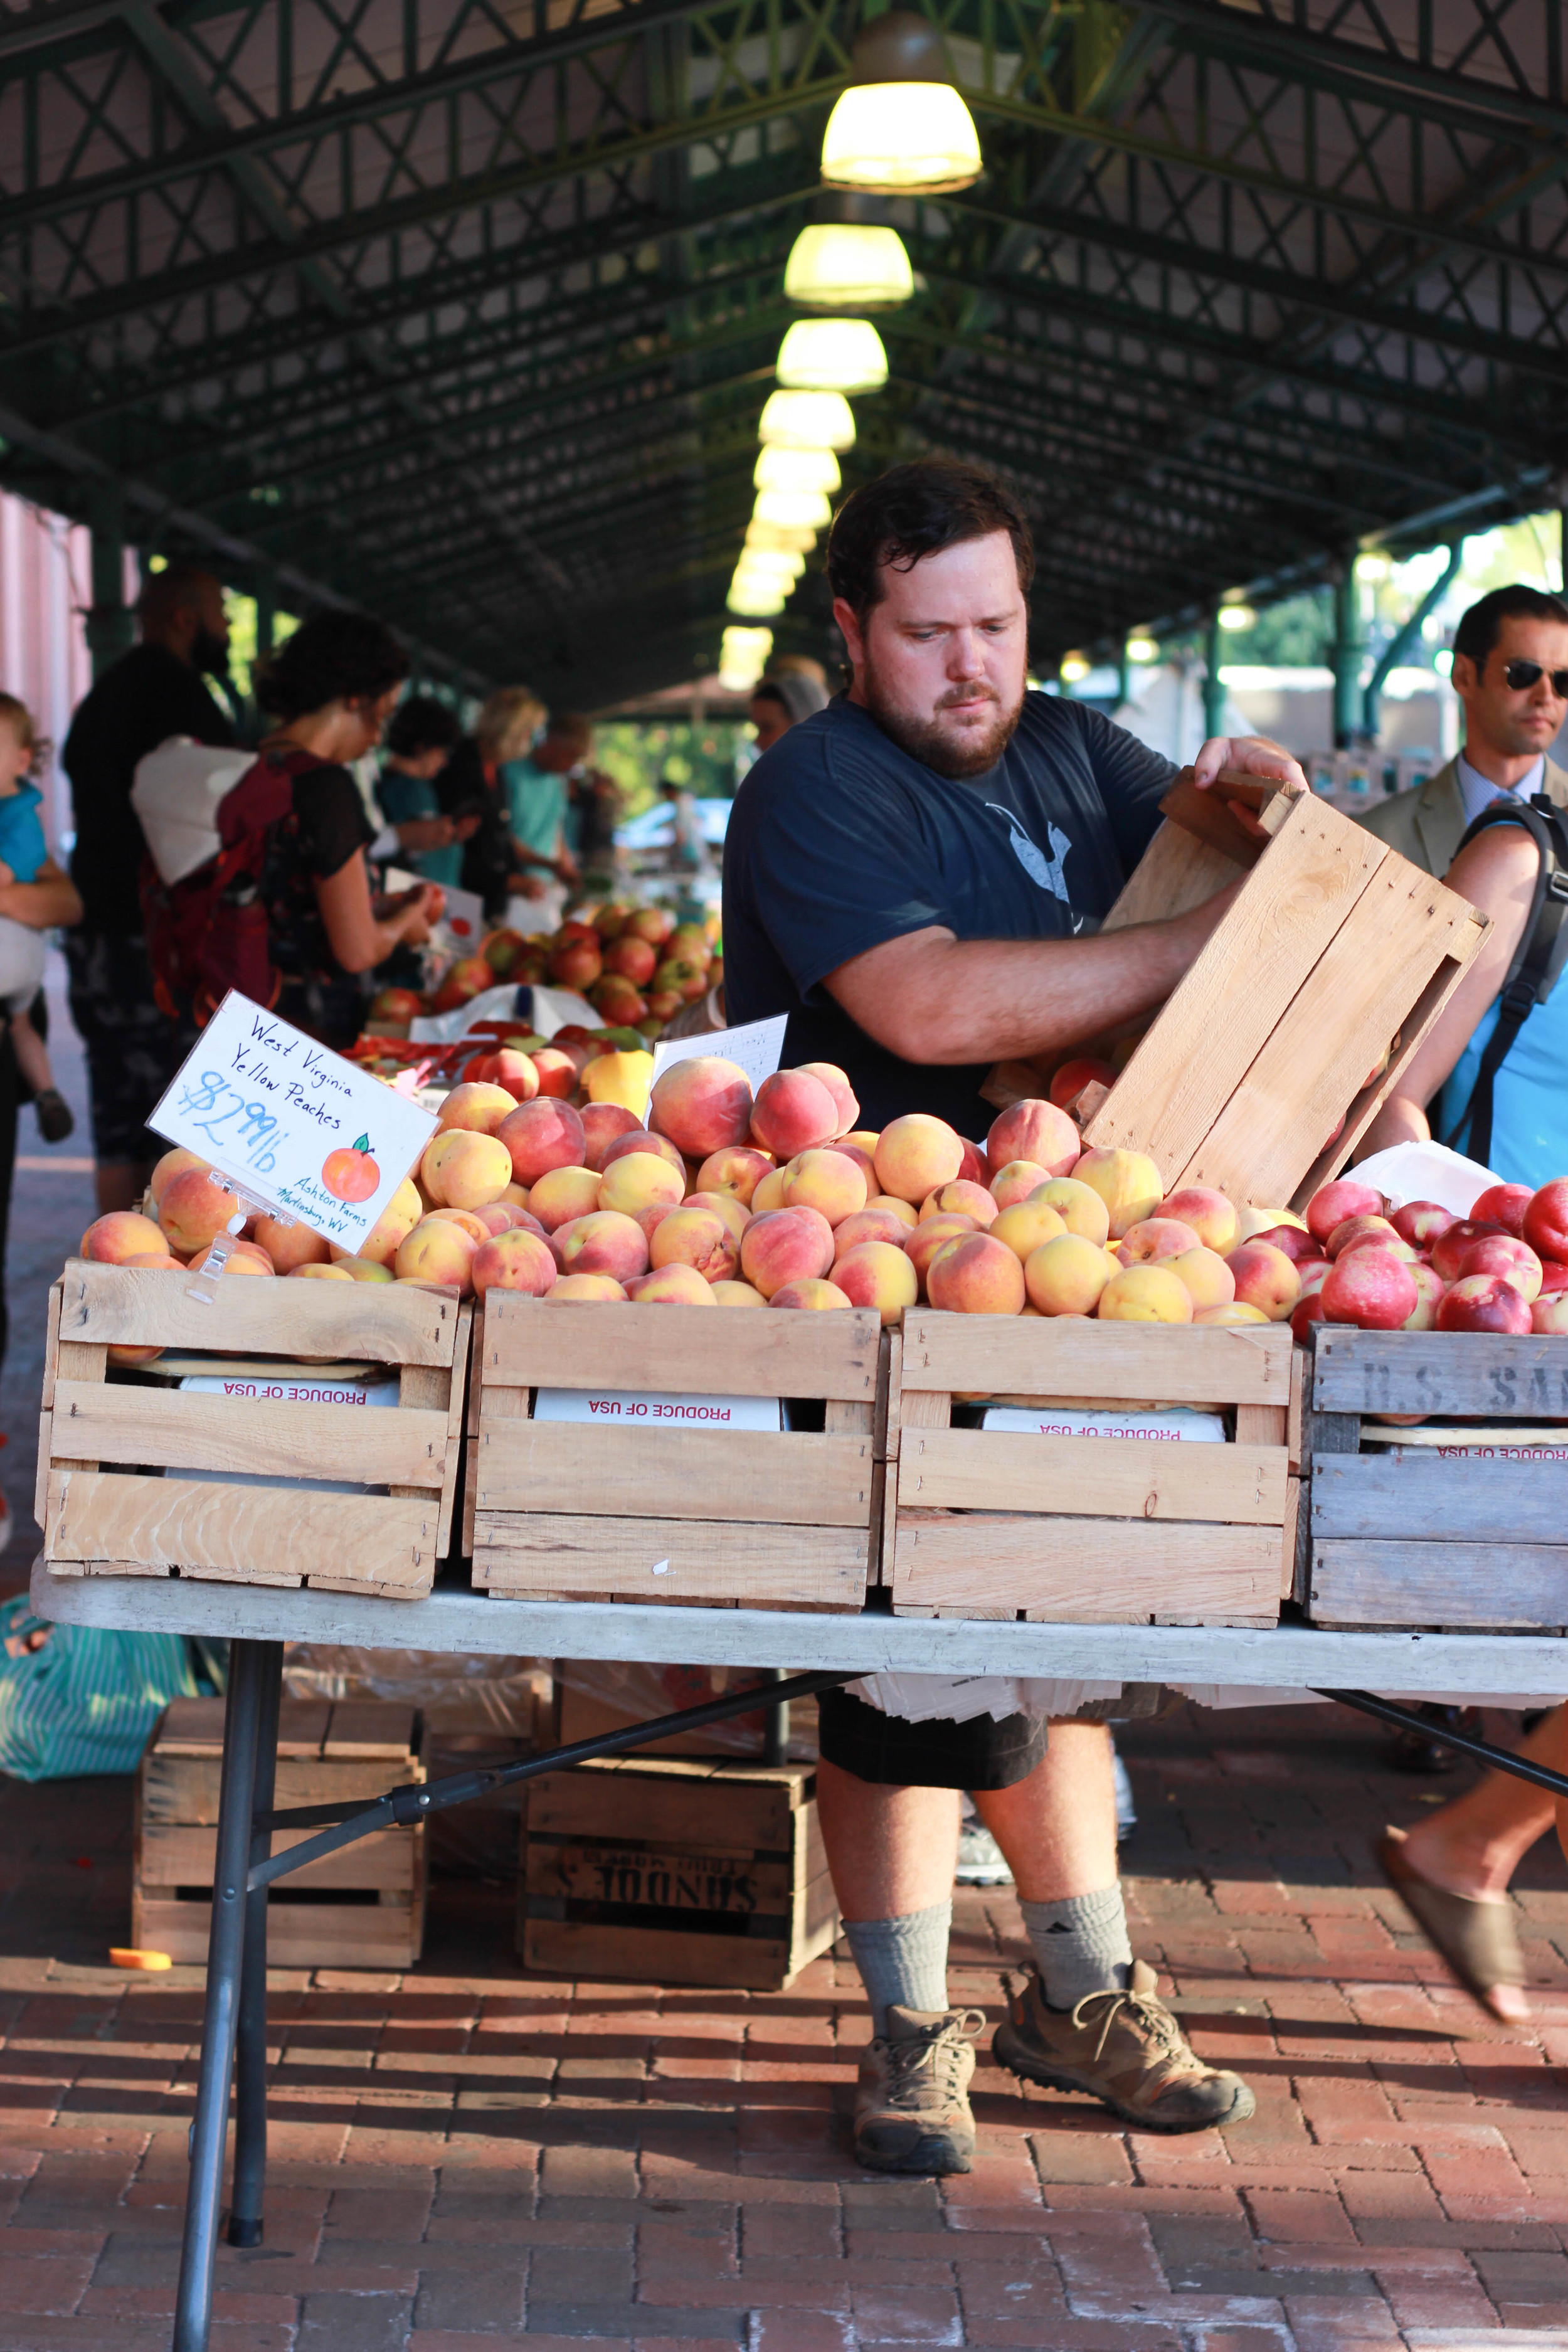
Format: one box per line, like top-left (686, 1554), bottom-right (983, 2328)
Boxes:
top-left (154, 1695), bottom-right (331, 1757)
top-left (528, 1838), bottom-right (797, 1913)
top-left (50, 1382), bottom-right (450, 1487)
top-left (41, 1280), bottom-right (62, 1410)
top-left (1287, 1347), bottom-right (1304, 1475)
top-left (521, 1915), bottom-right (803, 1991)
top-left (435, 1301), bottom-right (472, 1559)
top-left (898, 1429), bottom-right (1287, 1522)
top-left (132, 1895), bottom-right (420, 1969)
top-left (891, 1510), bottom-right (1280, 1621)
top-left (531, 1757), bottom-right (810, 1848)
top-left (899, 1313), bottom-right (1292, 1404)
top-left (323, 1702), bottom-right (418, 1759)
top-left (1313, 1329), bottom-right (1568, 1420)
top-left (1083, 798), bottom-right (1385, 1183)
top-left (1311, 1540), bottom-right (1568, 1629)
top-left (142, 1749), bottom-right (415, 1824)
top-left (1177, 860), bottom-right (1482, 1204)
top-left (1098, 819), bottom-right (1248, 936)
top-left (1311, 1452), bottom-right (1568, 1540)
top-left (483, 1294), bottom-right (879, 1399)
top-left (474, 1513), bottom-right (866, 1607)
top-left (1281, 1477), bottom-right (1300, 1598)
top-left (58, 1259), bottom-right (459, 1365)
top-left (45, 1470), bottom-right (436, 1592)
top-left (475, 1422), bottom-right (871, 1525)
top-left (1235, 1405), bottom-right (1288, 1449)
top-left (140, 1821), bottom-right (413, 1891)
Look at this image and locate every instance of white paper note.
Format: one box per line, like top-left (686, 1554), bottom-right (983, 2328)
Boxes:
top-left (652, 1014), bottom-right (788, 1092)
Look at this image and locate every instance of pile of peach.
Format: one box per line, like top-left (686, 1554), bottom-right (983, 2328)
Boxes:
top-left (1291, 1175), bottom-right (1568, 1339)
top-left (368, 903), bottom-right (719, 1036)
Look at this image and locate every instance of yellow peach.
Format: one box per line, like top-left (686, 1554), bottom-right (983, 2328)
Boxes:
top-left (990, 1200), bottom-right (1068, 1263)
top-left (868, 1193), bottom-right (918, 1229)
top-left (625, 1263), bottom-right (716, 1305)
top-left (548, 1273), bottom-right (627, 1301)
top-left (335, 1256), bottom-right (395, 1283)
top-left (1159, 1186), bottom-right (1238, 1256)
top-left (1098, 1264), bottom-right (1192, 1322)
top-left (526, 1165), bottom-right (604, 1231)
top-left (289, 1261), bottom-right (354, 1281)
top-left (695, 1145), bottom-right (774, 1205)
top-left (472, 1227), bottom-right (559, 1297)
top-left (1071, 1148), bottom-right (1163, 1240)
top-left (770, 1276), bottom-right (854, 1310)
top-left (149, 1147), bottom-right (208, 1205)
top-left (436, 1082), bottom-right (519, 1137)
top-left (1116, 1217), bottom-right (1200, 1268)
top-left (1237, 1204), bottom-right (1308, 1240)
top-left (254, 1215), bottom-right (330, 1273)
top-left (833, 1205), bottom-right (915, 1258)
top-left (927, 1231), bottom-right (1027, 1316)
top-left (81, 1210), bottom-right (166, 1263)
top-left (919, 1180), bottom-right (997, 1227)
top-left (711, 1279), bottom-right (767, 1307)
top-left (421, 1128), bottom-right (514, 1210)
top-left (833, 1240), bottom-right (918, 1325)
top-left (395, 1216), bottom-right (479, 1293)
top-left (751, 1167), bottom-right (788, 1216)
top-left (597, 1152), bottom-right (685, 1220)
top-left (650, 1205), bottom-right (737, 1283)
top-left (1029, 1177), bottom-right (1111, 1247)
top-left (1166, 1246), bottom-right (1235, 1310)
top-left (426, 1207), bottom-right (491, 1246)
top-left (157, 1167), bottom-right (241, 1255)
top-left (684, 1190), bottom-right (750, 1248)
top-left (1194, 1301), bottom-right (1270, 1325)
top-left (1023, 1232), bottom-right (1113, 1316)
top-left (554, 1211), bottom-right (647, 1284)
top-left (988, 1160), bottom-right (1050, 1211)
top-left (1226, 1240), bottom-right (1301, 1321)
top-left (332, 1175), bottom-right (422, 1267)
top-left (874, 1114), bottom-right (965, 1206)
top-left (783, 1148), bottom-right (867, 1227)
top-left (905, 1212), bottom-right (980, 1288)
top-left (739, 1206), bottom-right (835, 1298)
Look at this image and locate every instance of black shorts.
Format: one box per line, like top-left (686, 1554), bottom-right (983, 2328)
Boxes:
top-left (63, 928), bottom-right (201, 1165)
top-left (818, 1688), bottom-right (1048, 1791)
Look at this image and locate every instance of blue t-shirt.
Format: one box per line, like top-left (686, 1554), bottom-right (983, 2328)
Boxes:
top-left (502, 755), bottom-right (566, 861)
top-left (377, 763), bottom-right (464, 888)
top-left (0, 782), bottom-right (48, 886)
top-left (723, 692), bottom-right (1175, 1132)
top-left (1438, 988), bottom-right (1568, 1190)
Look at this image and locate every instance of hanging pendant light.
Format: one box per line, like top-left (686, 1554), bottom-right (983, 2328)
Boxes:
top-left (776, 317), bottom-right (887, 395)
top-left (718, 627), bottom-right (773, 690)
top-left (746, 518), bottom-right (817, 555)
top-left (820, 11), bottom-right (981, 196)
top-left (728, 576), bottom-right (788, 617)
top-left (755, 445), bottom-right (841, 496)
top-left (755, 486), bottom-right (834, 531)
top-left (758, 389), bottom-right (856, 450)
top-left (735, 549), bottom-right (805, 583)
top-left (785, 222), bottom-right (914, 310)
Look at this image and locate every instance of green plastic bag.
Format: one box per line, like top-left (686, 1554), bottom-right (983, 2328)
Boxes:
top-left (0, 1594), bottom-right (202, 1781)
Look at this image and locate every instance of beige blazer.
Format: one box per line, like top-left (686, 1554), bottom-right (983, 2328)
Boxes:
top-left (1353, 752), bottom-right (1568, 879)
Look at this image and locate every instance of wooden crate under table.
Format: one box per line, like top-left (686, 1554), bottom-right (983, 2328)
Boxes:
top-left (890, 1312), bottom-right (1295, 1623)
top-left (469, 1295), bottom-right (884, 1609)
top-left (1305, 1326), bottom-right (1568, 1629)
top-left (134, 1695), bottom-right (426, 1968)
top-left (40, 1261), bottom-right (470, 1598)
top-left (521, 1754), bottom-right (837, 1991)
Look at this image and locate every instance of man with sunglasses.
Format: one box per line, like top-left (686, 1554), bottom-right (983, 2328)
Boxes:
top-left (1359, 584), bottom-right (1568, 871)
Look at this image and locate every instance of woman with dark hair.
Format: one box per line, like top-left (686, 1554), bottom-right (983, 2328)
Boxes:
top-left (246, 613), bottom-right (443, 1046)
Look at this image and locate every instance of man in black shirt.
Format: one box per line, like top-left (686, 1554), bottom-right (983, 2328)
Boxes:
top-left (726, 458), bottom-right (1305, 2174)
top-left (61, 564), bottom-right (235, 1209)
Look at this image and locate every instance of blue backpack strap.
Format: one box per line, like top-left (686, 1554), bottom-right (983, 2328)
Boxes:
top-left (1441, 794), bottom-right (1568, 1163)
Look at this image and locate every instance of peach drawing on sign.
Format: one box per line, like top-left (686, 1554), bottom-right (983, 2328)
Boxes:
top-left (320, 1135), bottom-right (379, 1202)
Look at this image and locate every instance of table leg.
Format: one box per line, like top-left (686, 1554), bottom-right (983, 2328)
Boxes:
top-left (227, 1641), bottom-right (282, 2250)
top-left (172, 1639), bottom-right (268, 2352)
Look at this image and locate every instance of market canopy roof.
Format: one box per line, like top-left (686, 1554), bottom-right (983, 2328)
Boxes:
top-left (1, 0), bottom-right (1563, 705)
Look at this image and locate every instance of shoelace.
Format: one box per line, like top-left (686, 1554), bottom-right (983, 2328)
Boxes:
top-left (883, 2009), bottom-right (987, 2101)
top-left (1073, 1986), bottom-right (1187, 2070)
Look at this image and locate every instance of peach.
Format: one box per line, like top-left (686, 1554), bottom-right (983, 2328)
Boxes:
top-left (1249, 1222), bottom-right (1321, 1266)
top-left (530, 1046), bottom-right (578, 1098)
top-left (460, 1047), bottom-right (539, 1102)
top-left (1197, 1301), bottom-right (1269, 1326)
top-left (784, 1149), bottom-right (867, 1227)
top-left (157, 1167), bottom-right (241, 1255)
top-left (253, 1215), bottom-right (330, 1272)
top-left (1158, 1186), bottom-right (1238, 1256)
top-left (874, 1115), bottom-right (965, 1206)
top-left (928, 1231), bottom-right (1027, 1316)
top-left (834, 1205), bottom-right (918, 1258)
top-left (1166, 1246), bottom-right (1235, 1311)
top-left (1306, 1178), bottom-right (1384, 1246)
top-left (750, 1069), bottom-right (840, 1158)
top-left (423, 1128), bottom-right (513, 1210)
top-left (598, 1152), bottom-right (685, 1220)
top-left (395, 1221), bottom-right (475, 1291)
top-left (554, 1210), bottom-right (649, 1284)
top-left (528, 1165), bottom-right (605, 1231)
top-left (739, 1206), bottom-right (835, 1298)
top-left (712, 1280), bottom-right (767, 1306)
top-left (331, 1175), bottom-right (422, 1267)
top-left (1029, 1177), bottom-right (1110, 1247)
top-left (601, 1126), bottom-right (684, 1178)
top-left (920, 1180), bottom-right (997, 1227)
top-left (905, 1212), bottom-right (980, 1288)
top-left (795, 1062), bottom-right (859, 1137)
top-left (1532, 1291), bottom-right (1568, 1335)
top-left (1098, 1264), bottom-right (1192, 1323)
top-left (335, 1256), bottom-right (393, 1284)
top-left (833, 1240), bottom-right (918, 1325)
top-left (1391, 1199), bottom-right (1458, 1249)
top-left (696, 1145), bottom-right (774, 1205)
top-left (751, 1168), bottom-right (788, 1215)
top-left (1338, 1229), bottom-right (1418, 1266)
top-left (81, 1210), bottom-right (166, 1263)
top-left (471, 1227), bottom-right (558, 1298)
top-left (1431, 1216), bottom-right (1506, 1282)
top-left (1404, 1261), bottom-right (1445, 1330)
top-left (436, 1082), bottom-right (519, 1137)
top-left (1524, 1178), bottom-right (1568, 1265)
top-left (1226, 1241), bottom-right (1301, 1322)
top-left (625, 1263), bottom-right (716, 1305)
top-left (867, 1192), bottom-right (918, 1229)
top-left (827, 1140), bottom-right (877, 1190)
top-left (548, 1273), bottom-right (627, 1302)
top-left (467, 1202), bottom-right (516, 1237)
top-left (149, 1147), bottom-right (207, 1205)
top-left (1459, 1234), bottom-right (1542, 1300)
top-left (496, 1098), bottom-right (586, 1185)
top-left (985, 1098), bottom-right (1079, 1180)
top-left (290, 1261), bottom-right (354, 1281)
top-left (1296, 1260), bottom-right (1332, 1303)
top-left (501, 1182), bottom-right (531, 1209)
top-left (1326, 1213), bottom-right (1400, 1259)
top-left (604, 934), bottom-right (657, 985)
top-left (990, 1200), bottom-right (1067, 1263)
top-left (1070, 1148), bottom-right (1162, 1240)
top-left (1023, 1234), bottom-right (1115, 1316)
top-left (988, 1160), bottom-right (1049, 1210)
top-left (1438, 1273), bottom-right (1532, 1334)
top-left (651, 1205), bottom-right (738, 1284)
top-left (1048, 1056), bottom-right (1118, 1111)
top-left (649, 1056), bottom-right (754, 1156)
top-left (1237, 1204), bottom-right (1308, 1240)
top-left (685, 1189), bottom-right (750, 1246)
top-left (770, 1276), bottom-right (853, 1311)
top-left (844, 1129), bottom-right (881, 1158)
top-left (578, 1103), bottom-right (642, 1172)
top-left (222, 1241), bottom-right (274, 1277)
top-left (956, 1137), bottom-right (989, 1186)
top-left (1322, 1248), bottom-right (1417, 1330)
top-left (425, 1207), bottom-right (491, 1246)
top-left (1116, 1217), bottom-right (1200, 1268)
top-left (1471, 1182), bottom-right (1534, 1239)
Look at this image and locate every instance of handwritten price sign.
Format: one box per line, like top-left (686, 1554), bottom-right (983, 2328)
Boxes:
top-left (149, 991), bottom-right (438, 1252)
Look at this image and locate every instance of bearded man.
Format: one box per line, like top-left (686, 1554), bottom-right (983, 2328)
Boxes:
top-left (724, 456), bottom-right (1302, 2175)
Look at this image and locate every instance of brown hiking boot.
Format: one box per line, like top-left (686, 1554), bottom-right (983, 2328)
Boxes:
top-left (852, 2005), bottom-right (985, 2175)
top-left (993, 1961), bottom-right (1254, 2133)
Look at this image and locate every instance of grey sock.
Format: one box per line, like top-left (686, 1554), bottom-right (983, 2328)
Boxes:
top-left (844, 1900), bottom-right (952, 2037)
top-left (1022, 1883), bottom-right (1132, 2011)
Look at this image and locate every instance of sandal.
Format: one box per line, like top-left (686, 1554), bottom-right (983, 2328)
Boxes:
top-left (1377, 1825), bottom-right (1525, 2020)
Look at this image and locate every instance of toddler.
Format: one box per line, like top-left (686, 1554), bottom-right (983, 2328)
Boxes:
top-left (0, 696), bottom-right (73, 1142)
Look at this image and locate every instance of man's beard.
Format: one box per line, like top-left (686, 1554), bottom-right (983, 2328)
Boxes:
top-left (859, 662), bottom-right (1024, 778)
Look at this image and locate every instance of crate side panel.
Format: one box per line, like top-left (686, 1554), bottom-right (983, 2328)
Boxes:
top-left (1098, 818), bottom-right (1249, 934)
top-left (51, 1384), bottom-right (450, 1488)
top-left (1313, 1330), bottom-right (1568, 1419)
top-left (46, 1470), bottom-right (435, 1591)
top-left (484, 1295), bottom-right (879, 1400)
top-left (140, 1823), bottom-right (414, 1892)
top-left (133, 1897), bottom-right (420, 1969)
top-left (1312, 1453), bottom-right (1568, 1540)
top-left (474, 1513), bottom-right (866, 1607)
top-left (898, 1429), bottom-right (1288, 1522)
top-left (475, 1423), bottom-right (871, 1526)
top-left (58, 1260), bottom-right (458, 1364)
top-left (892, 1511), bottom-right (1280, 1619)
top-left (1311, 1540), bottom-right (1568, 1628)
top-left (521, 1915), bottom-right (793, 1990)
top-left (899, 1313), bottom-right (1291, 1403)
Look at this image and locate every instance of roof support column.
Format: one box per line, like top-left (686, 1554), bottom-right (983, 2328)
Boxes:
top-left (85, 485), bottom-right (135, 678)
top-left (1332, 565), bottom-right (1366, 749)
top-left (1202, 612), bottom-right (1225, 739)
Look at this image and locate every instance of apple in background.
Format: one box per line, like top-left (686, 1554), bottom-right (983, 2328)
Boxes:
top-left (1437, 1274), bottom-right (1533, 1334)
top-left (1458, 1233), bottom-right (1543, 1301)
top-left (1523, 1179), bottom-right (1568, 1266)
top-left (1471, 1182), bottom-right (1533, 1239)
top-left (1532, 1291), bottom-right (1568, 1333)
top-left (1391, 1200), bottom-right (1457, 1250)
top-left (1431, 1217), bottom-right (1506, 1283)
top-left (1402, 1262), bottom-right (1446, 1330)
top-left (1306, 1178), bottom-right (1384, 1247)
top-left (1250, 1222), bottom-right (1320, 1266)
top-left (1326, 1214), bottom-right (1401, 1259)
top-left (1291, 1293), bottom-right (1327, 1342)
top-left (1321, 1248), bottom-right (1418, 1331)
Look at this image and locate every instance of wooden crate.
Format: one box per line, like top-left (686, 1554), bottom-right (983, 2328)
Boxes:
top-left (521, 1755), bottom-right (837, 1990)
top-left (1305, 1327), bottom-right (1568, 1629)
top-left (889, 1311), bottom-right (1295, 1623)
top-left (39, 1261), bottom-right (470, 1599)
top-left (469, 1296), bottom-right (885, 1609)
top-left (134, 1696), bottom-right (426, 1967)
top-left (1069, 776), bottom-right (1488, 1210)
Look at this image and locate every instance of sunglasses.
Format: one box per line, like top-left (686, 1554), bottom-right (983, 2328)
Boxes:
top-left (1502, 659), bottom-right (1568, 697)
